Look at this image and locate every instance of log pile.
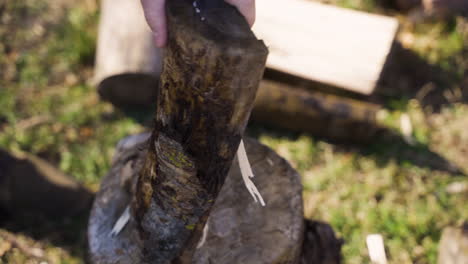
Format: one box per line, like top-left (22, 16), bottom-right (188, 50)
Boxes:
top-left (89, 0), bottom-right (343, 263)
top-left (94, 0), bottom-right (384, 144)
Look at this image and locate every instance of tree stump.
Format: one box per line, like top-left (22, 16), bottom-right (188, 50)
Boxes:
top-left (89, 133), bottom-right (306, 263)
top-left (90, 0), bottom-right (343, 263)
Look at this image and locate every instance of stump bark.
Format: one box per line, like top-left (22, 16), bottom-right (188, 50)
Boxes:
top-left (89, 134), bottom-right (308, 263)
top-left (89, 0), bottom-right (274, 263)
top-left (90, 0), bottom-right (343, 263)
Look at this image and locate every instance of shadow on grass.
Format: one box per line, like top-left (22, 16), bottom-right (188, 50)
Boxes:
top-left (362, 129), bottom-right (463, 175)
top-left (247, 121), bottom-right (464, 176)
top-left (376, 41), bottom-right (467, 112)
top-left (102, 97), bottom-right (463, 176)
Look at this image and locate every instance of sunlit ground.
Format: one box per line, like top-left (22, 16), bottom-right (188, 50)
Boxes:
top-left (0, 0), bottom-right (467, 263)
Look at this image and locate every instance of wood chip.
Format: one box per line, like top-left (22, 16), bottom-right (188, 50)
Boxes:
top-left (0, 240), bottom-right (12, 257)
top-left (366, 234), bottom-right (388, 264)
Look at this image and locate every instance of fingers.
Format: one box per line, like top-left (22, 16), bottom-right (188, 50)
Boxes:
top-left (224, 0), bottom-right (256, 27)
top-left (141, 0), bottom-right (167, 47)
top-left (141, 0), bottom-right (255, 48)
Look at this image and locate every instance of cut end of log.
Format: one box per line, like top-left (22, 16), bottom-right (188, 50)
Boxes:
top-left (167, 0), bottom-right (268, 56)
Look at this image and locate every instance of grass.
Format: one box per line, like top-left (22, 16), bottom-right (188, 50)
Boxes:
top-left (259, 129), bottom-right (467, 263)
top-left (0, 0), bottom-right (467, 263)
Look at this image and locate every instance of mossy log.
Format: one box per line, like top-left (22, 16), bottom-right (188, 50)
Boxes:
top-left (90, 0), bottom-right (343, 262)
top-left (98, 77), bottom-right (381, 143)
top-left (90, 0), bottom-right (269, 262)
top-left (89, 133), bottom-right (342, 263)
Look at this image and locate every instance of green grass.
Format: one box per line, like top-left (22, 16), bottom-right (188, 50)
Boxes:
top-left (1, 0), bottom-right (467, 263)
top-left (259, 130), bottom-right (467, 263)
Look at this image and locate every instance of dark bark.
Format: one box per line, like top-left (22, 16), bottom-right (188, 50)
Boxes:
top-left (301, 220), bottom-right (343, 264)
top-left (132, 0), bottom-right (268, 263)
top-left (89, 1), bottom-right (342, 263)
top-left (89, 134), bottom-right (310, 264)
top-left (252, 80), bottom-right (382, 143)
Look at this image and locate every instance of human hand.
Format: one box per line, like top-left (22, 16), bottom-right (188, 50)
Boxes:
top-left (141, 0), bottom-right (255, 48)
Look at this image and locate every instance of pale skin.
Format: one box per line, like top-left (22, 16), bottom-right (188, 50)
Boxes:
top-left (141, 0), bottom-right (256, 47)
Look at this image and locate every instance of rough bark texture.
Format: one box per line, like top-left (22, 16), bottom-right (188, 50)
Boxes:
top-left (133, 0), bottom-right (268, 262)
top-left (89, 0), bottom-right (343, 263)
top-left (89, 134), bottom-right (308, 264)
top-left (88, 134), bottom-right (147, 264)
top-left (90, 0), bottom-right (268, 263)
top-left (252, 80), bottom-right (381, 143)
top-left (97, 78), bottom-right (381, 143)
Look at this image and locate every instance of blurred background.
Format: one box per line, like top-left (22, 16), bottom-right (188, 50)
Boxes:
top-left (0, 0), bottom-right (467, 263)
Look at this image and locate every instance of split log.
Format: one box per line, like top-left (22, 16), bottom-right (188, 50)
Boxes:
top-left (93, 0), bottom-right (161, 105)
top-left (252, 80), bottom-right (381, 142)
top-left (252, 0), bottom-right (399, 95)
top-left (0, 149), bottom-right (93, 217)
top-left (134, 0), bottom-right (268, 261)
top-left (90, 0), bottom-right (343, 262)
top-left (89, 0), bottom-right (271, 262)
top-left (89, 133), bottom-right (342, 263)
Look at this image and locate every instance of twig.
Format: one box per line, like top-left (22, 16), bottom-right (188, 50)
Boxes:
top-left (15, 115), bottom-right (51, 130)
top-left (0, 229), bottom-right (46, 260)
top-left (0, 239), bottom-right (12, 257)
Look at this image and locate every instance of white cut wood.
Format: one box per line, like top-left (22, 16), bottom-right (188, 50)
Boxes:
top-left (366, 234), bottom-right (388, 264)
top-left (252, 0), bottom-right (399, 95)
top-left (110, 206), bottom-right (130, 237)
top-left (94, 0), bottom-right (162, 85)
top-left (237, 139), bottom-right (266, 206)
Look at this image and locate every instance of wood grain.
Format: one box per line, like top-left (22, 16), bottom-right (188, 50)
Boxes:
top-left (253, 0), bottom-right (399, 94)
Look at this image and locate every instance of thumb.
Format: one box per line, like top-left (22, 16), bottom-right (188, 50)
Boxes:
top-left (224, 0), bottom-right (256, 27)
top-left (141, 0), bottom-right (167, 47)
